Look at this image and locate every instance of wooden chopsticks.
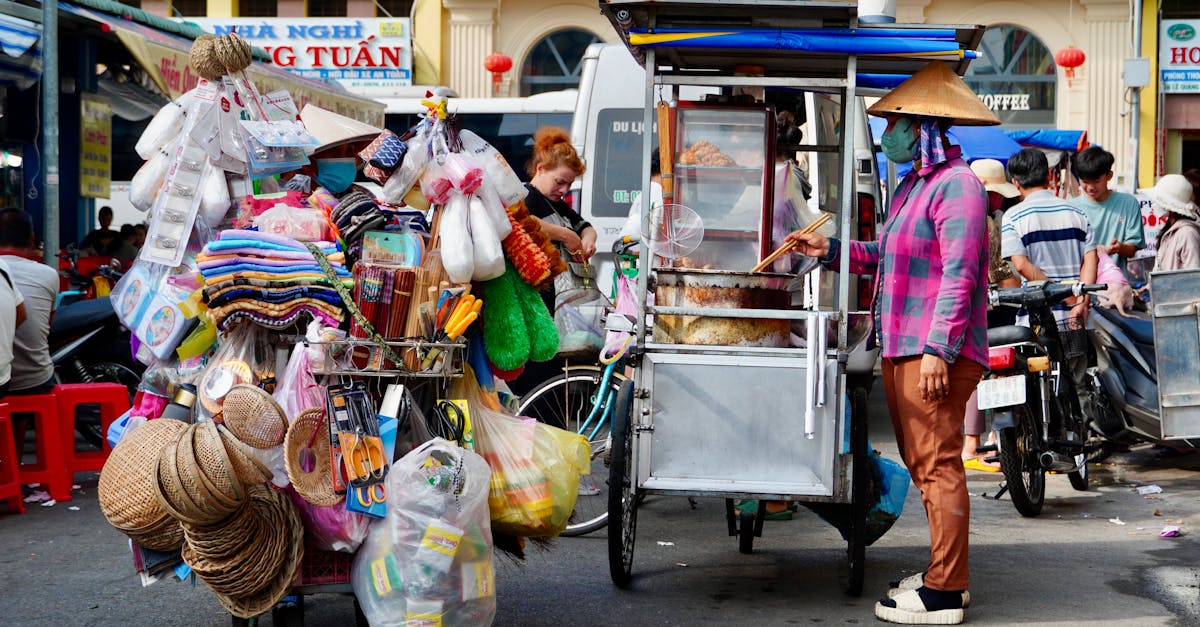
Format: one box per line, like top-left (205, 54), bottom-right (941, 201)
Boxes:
top-left (749, 213), bottom-right (832, 273)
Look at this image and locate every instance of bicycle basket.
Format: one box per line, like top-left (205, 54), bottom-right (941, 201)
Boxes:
top-left (1057, 317), bottom-right (1089, 359)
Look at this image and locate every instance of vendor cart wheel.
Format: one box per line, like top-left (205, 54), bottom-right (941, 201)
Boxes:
top-left (845, 386), bottom-right (870, 597)
top-left (607, 379), bottom-right (638, 588)
top-left (738, 509), bottom-right (756, 554)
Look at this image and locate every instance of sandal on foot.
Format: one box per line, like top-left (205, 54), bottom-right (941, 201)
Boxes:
top-left (876, 587), bottom-right (966, 625)
top-left (887, 573), bottom-right (971, 607)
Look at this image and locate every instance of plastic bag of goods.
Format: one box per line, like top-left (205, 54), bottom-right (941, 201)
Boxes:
top-left (452, 373), bottom-right (591, 537)
top-left (352, 438), bottom-right (496, 627)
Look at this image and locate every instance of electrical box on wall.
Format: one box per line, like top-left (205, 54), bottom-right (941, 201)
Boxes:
top-left (1124, 58), bottom-right (1151, 88)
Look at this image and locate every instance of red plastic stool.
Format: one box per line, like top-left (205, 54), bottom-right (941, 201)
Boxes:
top-left (6, 393), bottom-right (71, 503)
top-left (54, 383), bottom-right (130, 476)
top-left (0, 403), bottom-right (27, 514)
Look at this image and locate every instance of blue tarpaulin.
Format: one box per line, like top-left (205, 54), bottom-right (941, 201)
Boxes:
top-left (868, 117), bottom-right (1025, 179)
top-left (1006, 129), bottom-right (1088, 152)
top-left (628, 30), bottom-right (975, 60)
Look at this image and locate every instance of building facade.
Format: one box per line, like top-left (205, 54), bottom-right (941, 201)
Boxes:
top-left (144, 1), bottom-right (1177, 185)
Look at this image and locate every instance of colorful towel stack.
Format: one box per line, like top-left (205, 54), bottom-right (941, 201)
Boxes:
top-left (199, 229), bottom-right (353, 330)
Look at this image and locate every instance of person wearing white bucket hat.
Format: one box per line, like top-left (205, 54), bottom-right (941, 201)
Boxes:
top-left (1143, 174), bottom-right (1200, 272)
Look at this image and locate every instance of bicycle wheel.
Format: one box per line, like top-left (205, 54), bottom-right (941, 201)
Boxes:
top-left (518, 365), bottom-right (627, 537)
top-left (845, 385), bottom-right (869, 596)
top-left (998, 402), bottom-right (1045, 517)
top-left (608, 379), bottom-right (637, 588)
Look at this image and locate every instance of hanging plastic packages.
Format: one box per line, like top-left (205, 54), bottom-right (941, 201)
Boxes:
top-left (440, 194), bottom-right (474, 284)
top-left (198, 169), bottom-right (232, 228)
top-left (443, 152), bottom-right (483, 195)
top-left (381, 122), bottom-right (432, 203)
top-left (351, 439), bottom-right (496, 627)
top-left (135, 94), bottom-right (191, 159)
top-left (458, 129), bottom-right (528, 207)
top-left (473, 178), bottom-right (513, 239)
top-left (468, 195), bottom-right (505, 281)
top-left (109, 261), bottom-right (198, 361)
top-left (129, 145), bottom-right (174, 212)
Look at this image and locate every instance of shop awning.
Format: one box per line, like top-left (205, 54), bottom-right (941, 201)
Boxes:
top-left (56, 2), bottom-right (385, 126)
top-left (0, 8), bottom-right (43, 88)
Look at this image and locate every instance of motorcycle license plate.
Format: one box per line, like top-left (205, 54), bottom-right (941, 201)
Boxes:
top-left (977, 375), bottom-right (1026, 410)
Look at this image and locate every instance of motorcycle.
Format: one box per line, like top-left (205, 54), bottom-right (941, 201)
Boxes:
top-left (1089, 296), bottom-right (1200, 450)
top-left (978, 280), bottom-right (1107, 517)
top-left (50, 296), bottom-right (143, 447)
top-left (57, 245), bottom-right (122, 308)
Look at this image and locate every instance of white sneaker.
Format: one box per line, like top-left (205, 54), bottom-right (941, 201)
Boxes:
top-left (875, 589), bottom-right (965, 625)
top-left (887, 572), bottom-right (971, 607)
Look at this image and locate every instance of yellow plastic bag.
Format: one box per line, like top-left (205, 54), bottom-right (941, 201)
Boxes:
top-left (452, 369), bottom-right (590, 537)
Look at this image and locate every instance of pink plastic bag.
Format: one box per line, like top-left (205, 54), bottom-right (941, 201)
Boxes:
top-left (273, 344), bottom-right (324, 422)
top-left (602, 272), bottom-right (639, 362)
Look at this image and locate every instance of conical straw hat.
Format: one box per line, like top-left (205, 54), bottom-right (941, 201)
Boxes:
top-left (867, 61), bottom-right (1000, 126)
top-left (300, 104), bottom-right (382, 153)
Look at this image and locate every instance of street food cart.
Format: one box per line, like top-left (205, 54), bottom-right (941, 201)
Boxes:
top-left (597, 0), bottom-right (986, 595)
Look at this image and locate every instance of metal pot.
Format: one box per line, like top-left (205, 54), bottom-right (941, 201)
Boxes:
top-left (653, 269), bottom-right (794, 347)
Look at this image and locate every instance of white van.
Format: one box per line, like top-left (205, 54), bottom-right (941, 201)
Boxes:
top-left (571, 43), bottom-right (883, 387)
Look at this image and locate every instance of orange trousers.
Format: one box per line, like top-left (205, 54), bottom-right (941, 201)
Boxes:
top-left (882, 355), bottom-right (984, 592)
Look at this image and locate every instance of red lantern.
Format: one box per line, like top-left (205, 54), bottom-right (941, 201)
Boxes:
top-left (1054, 46), bottom-right (1086, 87)
top-left (483, 53), bottom-right (513, 93)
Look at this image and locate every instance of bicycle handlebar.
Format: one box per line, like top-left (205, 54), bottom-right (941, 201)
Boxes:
top-left (989, 281), bottom-right (1107, 310)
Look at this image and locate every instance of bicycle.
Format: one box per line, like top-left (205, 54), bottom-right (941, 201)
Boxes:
top-left (515, 240), bottom-right (638, 536)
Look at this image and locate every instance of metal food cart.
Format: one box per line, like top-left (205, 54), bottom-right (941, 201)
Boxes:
top-left (597, 0), bottom-right (986, 595)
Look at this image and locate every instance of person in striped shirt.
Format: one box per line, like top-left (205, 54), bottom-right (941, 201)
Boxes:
top-left (1000, 148), bottom-right (1098, 323)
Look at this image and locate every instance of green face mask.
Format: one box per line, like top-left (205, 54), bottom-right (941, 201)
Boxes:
top-left (880, 117), bottom-right (918, 164)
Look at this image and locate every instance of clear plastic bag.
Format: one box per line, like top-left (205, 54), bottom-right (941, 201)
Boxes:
top-left (459, 129), bottom-right (528, 208)
top-left (554, 272), bottom-right (610, 359)
top-left (273, 343), bottom-right (324, 423)
top-left (252, 202), bottom-right (329, 241)
top-left (382, 123), bottom-right (432, 203)
top-left (351, 438), bottom-right (495, 627)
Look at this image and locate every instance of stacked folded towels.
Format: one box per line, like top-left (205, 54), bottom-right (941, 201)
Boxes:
top-left (199, 229), bottom-right (352, 330)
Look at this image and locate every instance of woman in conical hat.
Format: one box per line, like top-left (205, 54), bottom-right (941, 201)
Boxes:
top-left (786, 61), bottom-right (998, 626)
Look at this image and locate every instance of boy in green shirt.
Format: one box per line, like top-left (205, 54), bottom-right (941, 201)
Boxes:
top-left (1069, 146), bottom-right (1145, 270)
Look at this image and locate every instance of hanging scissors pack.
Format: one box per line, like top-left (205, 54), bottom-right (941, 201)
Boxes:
top-left (327, 382), bottom-right (389, 487)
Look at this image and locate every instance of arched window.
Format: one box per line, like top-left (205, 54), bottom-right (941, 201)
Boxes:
top-left (964, 25), bottom-right (1056, 129)
top-left (520, 29), bottom-right (600, 96)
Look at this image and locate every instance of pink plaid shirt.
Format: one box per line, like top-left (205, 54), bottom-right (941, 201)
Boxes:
top-left (826, 147), bottom-right (990, 367)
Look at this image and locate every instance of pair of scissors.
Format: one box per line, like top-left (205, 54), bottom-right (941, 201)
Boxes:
top-left (432, 400), bottom-right (466, 443)
top-left (346, 428), bottom-right (387, 485)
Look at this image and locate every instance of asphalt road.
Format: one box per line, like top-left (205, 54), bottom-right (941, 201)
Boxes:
top-left (1, 388), bottom-right (1198, 626)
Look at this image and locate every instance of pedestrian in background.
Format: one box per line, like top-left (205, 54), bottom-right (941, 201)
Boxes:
top-left (788, 61), bottom-right (995, 626)
top-left (1144, 174), bottom-right (1200, 272)
top-left (0, 208), bottom-right (61, 454)
top-left (1070, 146), bottom-right (1144, 272)
top-left (1002, 148), bottom-right (1098, 323)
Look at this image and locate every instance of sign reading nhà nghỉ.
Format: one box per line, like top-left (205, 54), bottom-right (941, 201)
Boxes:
top-left (1161, 19), bottom-right (1200, 93)
top-left (978, 93), bottom-right (1031, 111)
top-left (187, 18), bottom-right (413, 97)
top-left (80, 93), bottom-right (112, 199)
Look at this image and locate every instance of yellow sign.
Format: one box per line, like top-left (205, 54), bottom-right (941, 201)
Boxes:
top-left (80, 93), bottom-right (112, 199)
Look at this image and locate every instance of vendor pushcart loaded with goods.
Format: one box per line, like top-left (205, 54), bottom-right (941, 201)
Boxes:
top-left (596, 0), bottom-right (989, 596)
top-left (96, 30), bottom-right (594, 626)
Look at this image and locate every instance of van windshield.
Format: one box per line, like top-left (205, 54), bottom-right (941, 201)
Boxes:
top-left (384, 112), bottom-right (573, 181)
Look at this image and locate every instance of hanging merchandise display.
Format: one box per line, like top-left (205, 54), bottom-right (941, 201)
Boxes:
top-left (96, 28), bottom-right (597, 618)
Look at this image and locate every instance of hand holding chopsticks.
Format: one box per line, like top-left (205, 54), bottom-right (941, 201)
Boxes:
top-left (750, 213), bottom-right (832, 273)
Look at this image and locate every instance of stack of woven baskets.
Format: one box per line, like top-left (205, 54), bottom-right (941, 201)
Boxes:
top-left (99, 418), bottom-right (304, 619)
top-left (98, 419), bottom-right (190, 551)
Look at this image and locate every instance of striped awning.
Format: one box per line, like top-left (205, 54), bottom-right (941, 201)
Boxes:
top-left (0, 13), bottom-right (43, 88)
